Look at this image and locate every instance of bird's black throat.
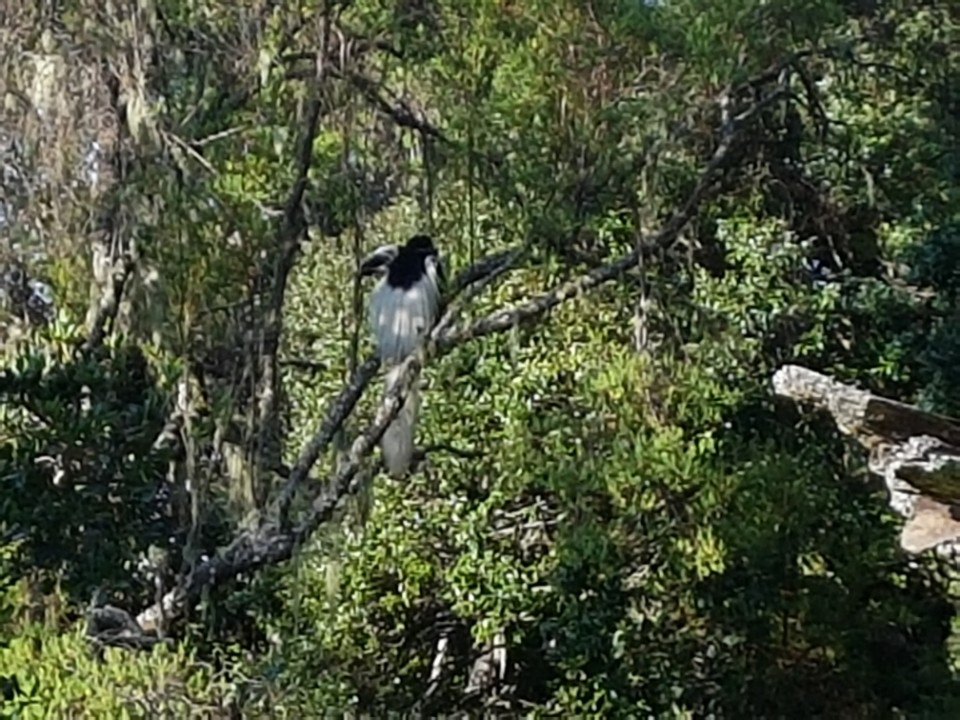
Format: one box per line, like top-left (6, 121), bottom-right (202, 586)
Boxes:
top-left (386, 236), bottom-right (437, 290)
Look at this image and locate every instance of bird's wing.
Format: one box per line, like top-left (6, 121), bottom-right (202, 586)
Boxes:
top-left (359, 244), bottom-right (400, 277)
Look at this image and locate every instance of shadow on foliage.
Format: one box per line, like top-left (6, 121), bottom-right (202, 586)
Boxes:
top-left (494, 383), bottom-right (959, 717)
top-left (0, 343), bottom-right (179, 615)
top-left (698, 399), bottom-right (960, 718)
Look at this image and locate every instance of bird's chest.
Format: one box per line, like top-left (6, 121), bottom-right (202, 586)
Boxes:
top-left (368, 274), bottom-right (439, 362)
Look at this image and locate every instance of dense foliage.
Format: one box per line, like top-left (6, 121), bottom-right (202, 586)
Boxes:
top-left (1, 0), bottom-right (959, 716)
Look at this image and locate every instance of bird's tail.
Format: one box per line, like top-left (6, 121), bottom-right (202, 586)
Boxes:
top-left (381, 364), bottom-right (419, 478)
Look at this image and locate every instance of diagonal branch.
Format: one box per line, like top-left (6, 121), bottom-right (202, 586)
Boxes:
top-left (139, 245), bottom-right (523, 629)
top-left (347, 71), bottom-right (449, 142)
top-left (275, 356), bottom-right (380, 524)
top-left (137, 351), bottom-right (420, 632)
top-left (439, 89), bottom-right (788, 350)
top-left (139, 240), bottom-right (519, 628)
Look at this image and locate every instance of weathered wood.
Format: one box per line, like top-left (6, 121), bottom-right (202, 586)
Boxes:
top-left (773, 364), bottom-right (960, 557)
top-left (772, 365), bottom-right (960, 449)
top-left (901, 496), bottom-right (960, 555)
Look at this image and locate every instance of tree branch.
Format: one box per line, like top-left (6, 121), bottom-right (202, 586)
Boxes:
top-left (274, 245), bottom-right (522, 526)
top-left (138, 242), bottom-right (523, 629)
top-left (251, 90), bottom-right (324, 498)
top-left (275, 355), bottom-right (380, 524)
top-left (135, 79), bottom-right (789, 634)
top-left (773, 364), bottom-right (960, 558)
top-left (347, 71), bottom-right (449, 142)
top-left (82, 254), bottom-right (135, 352)
top-left (439, 89), bottom-right (787, 351)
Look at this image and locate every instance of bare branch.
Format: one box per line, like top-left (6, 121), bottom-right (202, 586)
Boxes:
top-left (251, 91), bottom-right (324, 494)
top-left (276, 356), bottom-right (380, 524)
top-left (347, 71), bottom-right (448, 142)
top-left (137, 351), bottom-right (418, 632)
top-left (293, 352), bottom-right (422, 538)
top-left (451, 246), bottom-right (527, 297)
top-left (439, 89), bottom-right (787, 351)
top-left (139, 243), bottom-right (525, 627)
top-left (275, 245), bottom-right (521, 525)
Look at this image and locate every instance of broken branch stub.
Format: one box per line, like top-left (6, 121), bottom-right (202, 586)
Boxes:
top-left (773, 364), bottom-right (960, 558)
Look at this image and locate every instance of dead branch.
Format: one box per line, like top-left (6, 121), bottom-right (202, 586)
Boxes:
top-left (438, 90), bottom-right (788, 352)
top-left (274, 244), bottom-right (521, 526)
top-left (137, 350), bottom-right (420, 632)
top-left (249, 88), bottom-right (324, 504)
top-left (139, 244), bottom-right (520, 628)
top-left (347, 71), bottom-right (448, 142)
top-left (772, 365), bottom-right (960, 452)
top-left (275, 355), bottom-right (381, 524)
top-left (86, 602), bottom-right (171, 652)
top-left (773, 364), bottom-right (960, 558)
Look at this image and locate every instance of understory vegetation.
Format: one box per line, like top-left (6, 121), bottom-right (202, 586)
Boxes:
top-left (1, 0), bottom-right (959, 716)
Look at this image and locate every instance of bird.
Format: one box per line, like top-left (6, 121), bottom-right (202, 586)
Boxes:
top-left (359, 234), bottom-right (444, 477)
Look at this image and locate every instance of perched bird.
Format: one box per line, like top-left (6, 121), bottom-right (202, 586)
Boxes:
top-left (359, 234), bottom-right (444, 477)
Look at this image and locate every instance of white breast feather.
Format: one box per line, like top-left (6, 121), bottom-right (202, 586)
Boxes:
top-left (368, 273), bottom-right (441, 363)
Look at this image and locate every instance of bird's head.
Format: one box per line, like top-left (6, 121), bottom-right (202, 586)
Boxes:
top-left (358, 235), bottom-right (440, 279)
top-left (406, 234), bottom-right (438, 257)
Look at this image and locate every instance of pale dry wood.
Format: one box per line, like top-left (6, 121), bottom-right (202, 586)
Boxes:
top-left (773, 364), bottom-right (960, 556)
